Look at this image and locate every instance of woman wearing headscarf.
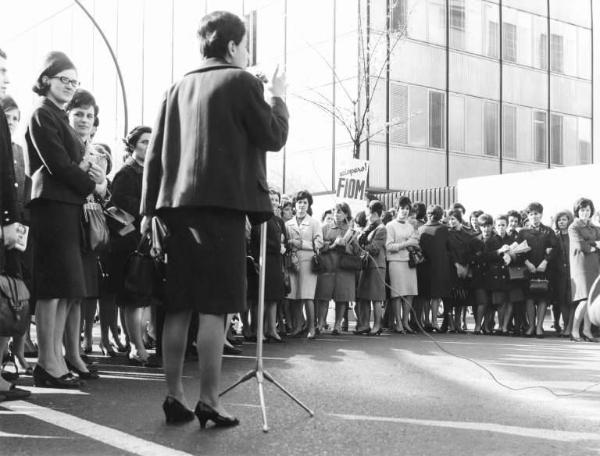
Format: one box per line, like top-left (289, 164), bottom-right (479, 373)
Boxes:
top-left (141, 11), bottom-right (288, 427)
top-left (26, 52), bottom-right (106, 388)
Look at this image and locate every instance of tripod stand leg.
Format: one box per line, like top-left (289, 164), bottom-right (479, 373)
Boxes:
top-left (220, 369), bottom-right (257, 397)
top-left (256, 371), bottom-right (269, 432)
top-left (263, 369), bottom-right (315, 417)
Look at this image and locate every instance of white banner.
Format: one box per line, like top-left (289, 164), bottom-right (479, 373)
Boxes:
top-left (335, 159), bottom-right (369, 201)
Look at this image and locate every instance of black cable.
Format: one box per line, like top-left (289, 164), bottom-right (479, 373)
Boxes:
top-left (362, 250), bottom-right (600, 398)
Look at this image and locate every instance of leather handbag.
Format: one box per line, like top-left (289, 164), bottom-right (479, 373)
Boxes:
top-left (508, 265), bottom-right (527, 281)
top-left (529, 277), bottom-right (549, 294)
top-left (311, 239), bottom-right (324, 274)
top-left (284, 250), bottom-right (300, 272)
top-left (82, 200), bottom-right (110, 252)
top-left (0, 275), bottom-right (30, 337)
top-left (339, 254), bottom-right (363, 271)
top-left (123, 235), bottom-right (165, 306)
top-left (408, 247), bottom-right (425, 268)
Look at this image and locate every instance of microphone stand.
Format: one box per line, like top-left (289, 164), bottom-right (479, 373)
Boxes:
top-left (220, 221), bottom-right (314, 432)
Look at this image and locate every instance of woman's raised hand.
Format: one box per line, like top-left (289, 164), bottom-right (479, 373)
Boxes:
top-left (267, 65), bottom-right (286, 99)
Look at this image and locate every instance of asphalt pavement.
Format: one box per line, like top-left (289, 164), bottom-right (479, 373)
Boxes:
top-left (2, 321), bottom-right (600, 456)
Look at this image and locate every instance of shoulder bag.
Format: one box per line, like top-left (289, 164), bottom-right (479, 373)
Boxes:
top-left (82, 199), bottom-right (110, 252)
top-left (123, 234), bottom-right (165, 306)
top-left (0, 275), bottom-right (30, 337)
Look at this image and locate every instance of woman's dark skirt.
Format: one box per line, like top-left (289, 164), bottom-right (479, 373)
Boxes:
top-left (159, 207), bottom-right (247, 315)
top-left (247, 253), bottom-right (285, 302)
top-left (30, 200), bottom-right (88, 299)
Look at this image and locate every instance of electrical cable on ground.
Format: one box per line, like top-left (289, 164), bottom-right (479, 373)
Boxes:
top-left (361, 249), bottom-right (600, 398)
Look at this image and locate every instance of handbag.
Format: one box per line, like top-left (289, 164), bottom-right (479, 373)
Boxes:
top-left (123, 235), bottom-right (165, 306)
top-left (339, 254), bottom-right (363, 271)
top-left (408, 247), bottom-right (425, 268)
top-left (104, 206), bottom-right (135, 237)
top-left (508, 265), bottom-right (527, 281)
top-left (0, 275), bottom-right (30, 337)
top-left (284, 250), bottom-right (300, 272)
top-left (529, 277), bottom-right (549, 294)
top-left (311, 238), bottom-right (323, 274)
top-left (82, 200), bottom-right (110, 252)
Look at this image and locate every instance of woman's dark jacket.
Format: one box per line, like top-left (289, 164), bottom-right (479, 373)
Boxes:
top-left (0, 109), bottom-right (19, 274)
top-left (471, 234), bottom-right (508, 291)
top-left (141, 58), bottom-right (289, 224)
top-left (25, 98), bottom-right (95, 205)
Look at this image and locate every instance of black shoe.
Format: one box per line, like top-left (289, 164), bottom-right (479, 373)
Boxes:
top-left (194, 401), bottom-right (239, 429)
top-left (223, 345), bottom-right (242, 355)
top-left (353, 328), bottom-right (371, 335)
top-left (33, 365), bottom-right (81, 389)
top-left (0, 384), bottom-right (31, 401)
top-left (163, 396), bottom-right (195, 424)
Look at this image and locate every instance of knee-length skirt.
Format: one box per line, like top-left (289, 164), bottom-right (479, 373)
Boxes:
top-left (388, 261), bottom-right (418, 298)
top-left (30, 200), bottom-right (88, 299)
top-left (159, 207), bottom-right (247, 315)
top-left (287, 250), bottom-right (318, 300)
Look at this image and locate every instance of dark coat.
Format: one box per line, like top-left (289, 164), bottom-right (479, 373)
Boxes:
top-left (447, 227), bottom-right (477, 288)
top-left (357, 222), bottom-right (387, 301)
top-left (105, 159), bottom-right (143, 298)
top-left (0, 110), bottom-right (19, 275)
top-left (141, 58), bottom-right (289, 224)
top-left (418, 222), bottom-right (451, 299)
top-left (25, 98), bottom-right (95, 205)
top-left (471, 234), bottom-right (509, 291)
top-left (248, 216), bottom-right (286, 301)
top-left (568, 218), bottom-right (600, 302)
top-left (516, 224), bottom-right (557, 268)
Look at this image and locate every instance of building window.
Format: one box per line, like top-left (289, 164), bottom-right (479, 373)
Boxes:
top-left (503, 105), bottom-right (516, 159)
top-left (449, 0), bottom-right (465, 49)
top-left (503, 23), bottom-right (517, 63)
top-left (390, 83), bottom-right (408, 144)
top-left (487, 21), bottom-right (499, 59)
top-left (429, 91), bottom-right (445, 149)
top-left (449, 94), bottom-right (464, 152)
top-left (550, 114), bottom-right (563, 165)
top-left (245, 10), bottom-right (257, 67)
top-left (538, 33), bottom-right (548, 70)
top-left (533, 111), bottom-right (547, 163)
top-left (577, 117), bottom-right (592, 165)
top-left (391, 0), bottom-right (407, 33)
top-left (483, 101), bottom-right (498, 156)
top-left (409, 86), bottom-right (428, 147)
top-left (550, 33), bottom-right (564, 73)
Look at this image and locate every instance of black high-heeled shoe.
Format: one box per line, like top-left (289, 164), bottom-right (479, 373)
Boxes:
top-left (99, 342), bottom-right (117, 357)
top-left (194, 401), bottom-right (239, 429)
top-left (163, 396), bottom-right (195, 424)
top-left (65, 358), bottom-right (99, 378)
top-left (33, 365), bottom-right (81, 389)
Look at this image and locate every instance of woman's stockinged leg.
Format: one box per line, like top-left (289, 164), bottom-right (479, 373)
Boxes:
top-left (162, 310), bottom-right (192, 405)
top-left (334, 301), bottom-right (347, 332)
top-left (391, 298), bottom-right (403, 331)
top-left (54, 299), bottom-right (71, 375)
top-left (35, 299), bottom-right (58, 373)
top-left (197, 313), bottom-right (233, 416)
top-left (64, 299), bottom-right (89, 371)
top-left (125, 307), bottom-right (148, 359)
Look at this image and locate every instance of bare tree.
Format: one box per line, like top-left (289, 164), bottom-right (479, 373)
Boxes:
top-left (292, 0), bottom-right (408, 159)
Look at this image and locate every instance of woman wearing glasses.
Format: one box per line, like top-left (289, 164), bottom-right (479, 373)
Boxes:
top-left (26, 52), bottom-right (106, 388)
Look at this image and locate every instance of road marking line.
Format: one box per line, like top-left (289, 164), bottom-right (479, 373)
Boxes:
top-left (0, 431), bottom-right (67, 439)
top-left (4, 401), bottom-right (195, 456)
top-left (330, 413), bottom-right (600, 442)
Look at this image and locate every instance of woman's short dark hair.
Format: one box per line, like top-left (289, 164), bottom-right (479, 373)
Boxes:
top-left (335, 202), bottom-right (352, 222)
top-left (198, 11), bottom-right (246, 59)
top-left (369, 200), bottom-right (384, 217)
top-left (507, 210), bottom-right (522, 224)
top-left (426, 205), bottom-right (444, 222)
top-left (268, 187), bottom-right (280, 202)
top-left (478, 213), bottom-right (494, 226)
top-left (554, 210), bottom-right (574, 230)
top-left (65, 89), bottom-right (99, 117)
top-left (447, 209), bottom-right (463, 223)
top-left (495, 214), bottom-right (508, 224)
top-left (526, 202), bottom-right (544, 214)
top-left (123, 125), bottom-right (152, 154)
top-left (355, 210), bottom-right (367, 228)
top-left (573, 197), bottom-right (595, 218)
top-left (1, 95), bottom-right (19, 116)
top-left (413, 202), bottom-right (426, 221)
top-left (453, 202), bottom-right (466, 214)
top-left (397, 196), bottom-right (412, 210)
top-left (469, 210), bottom-right (483, 221)
top-left (281, 201), bottom-right (293, 211)
top-left (321, 209), bottom-right (332, 222)
top-left (293, 190), bottom-right (313, 208)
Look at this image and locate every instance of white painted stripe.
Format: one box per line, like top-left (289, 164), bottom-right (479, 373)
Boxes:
top-left (4, 401), bottom-right (195, 456)
top-left (223, 355), bottom-right (287, 360)
top-left (97, 374), bottom-right (163, 382)
top-left (0, 431), bottom-right (66, 439)
top-left (330, 413), bottom-right (600, 442)
top-left (23, 387), bottom-right (89, 396)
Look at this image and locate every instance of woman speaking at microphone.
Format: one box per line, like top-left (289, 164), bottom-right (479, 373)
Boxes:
top-left (141, 11), bottom-right (288, 428)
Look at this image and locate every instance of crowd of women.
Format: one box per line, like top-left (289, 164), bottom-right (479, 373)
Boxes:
top-left (244, 189), bottom-right (600, 346)
top-left (0, 9), bottom-right (598, 430)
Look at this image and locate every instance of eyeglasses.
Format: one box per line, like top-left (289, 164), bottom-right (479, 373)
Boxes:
top-left (51, 76), bottom-right (80, 88)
